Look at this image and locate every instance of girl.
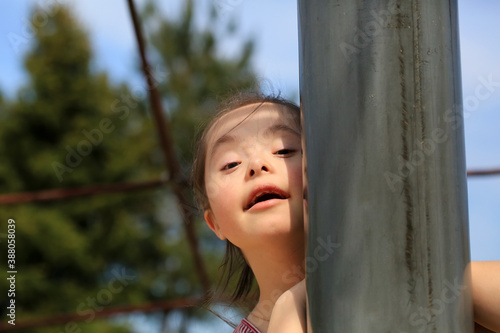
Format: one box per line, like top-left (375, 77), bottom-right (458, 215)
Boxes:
top-left (192, 92), bottom-right (500, 333)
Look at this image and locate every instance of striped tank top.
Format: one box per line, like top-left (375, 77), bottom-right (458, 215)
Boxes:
top-left (233, 318), bottom-right (261, 333)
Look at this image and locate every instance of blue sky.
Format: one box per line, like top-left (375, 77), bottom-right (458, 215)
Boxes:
top-left (2, 0), bottom-right (497, 258)
top-left (0, 0), bottom-right (498, 322)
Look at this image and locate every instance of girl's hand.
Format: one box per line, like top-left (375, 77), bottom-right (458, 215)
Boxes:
top-left (267, 279), bottom-right (307, 333)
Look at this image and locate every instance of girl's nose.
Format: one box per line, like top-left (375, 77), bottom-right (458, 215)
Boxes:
top-left (247, 158), bottom-right (271, 178)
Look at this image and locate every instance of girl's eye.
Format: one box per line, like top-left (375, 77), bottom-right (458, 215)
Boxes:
top-left (275, 149), bottom-right (295, 155)
top-left (221, 162), bottom-right (240, 171)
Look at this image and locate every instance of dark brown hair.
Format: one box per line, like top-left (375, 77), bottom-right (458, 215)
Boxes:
top-left (192, 91), bottom-right (301, 308)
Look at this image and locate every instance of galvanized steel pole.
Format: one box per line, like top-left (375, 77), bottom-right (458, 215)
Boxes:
top-left (298, 1), bottom-right (473, 332)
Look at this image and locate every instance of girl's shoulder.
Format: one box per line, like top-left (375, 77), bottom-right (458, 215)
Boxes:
top-left (233, 318), bottom-right (262, 333)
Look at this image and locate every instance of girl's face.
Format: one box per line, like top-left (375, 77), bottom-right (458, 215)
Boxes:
top-left (203, 103), bottom-right (304, 250)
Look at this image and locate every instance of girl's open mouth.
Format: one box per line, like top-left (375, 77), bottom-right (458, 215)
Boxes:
top-left (245, 185), bottom-right (289, 211)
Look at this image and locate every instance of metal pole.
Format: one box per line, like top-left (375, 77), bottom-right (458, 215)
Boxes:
top-left (298, 1), bottom-right (473, 332)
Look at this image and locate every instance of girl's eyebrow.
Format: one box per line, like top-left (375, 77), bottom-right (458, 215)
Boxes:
top-left (210, 134), bottom-right (235, 159)
top-left (209, 123), bottom-right (300, 159)
top-left (264, 123), bottom-right (300, 138)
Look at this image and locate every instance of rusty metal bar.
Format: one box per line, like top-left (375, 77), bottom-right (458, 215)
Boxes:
top-left (0, 179), bottom-right (168, 205)
top-left (0, 297), bottom-right (201, 331)
top-left (1, 166), bottom-right (496, 205)
top-left (126, 0), bottom-right (210, 292)
top-left (467, 168), bottom-right (500, 177)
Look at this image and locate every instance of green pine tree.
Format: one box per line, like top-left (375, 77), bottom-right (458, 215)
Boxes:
top-left (0, 4), bottom-right (166, 332)
top-left (0, 1), bottom-right (257, 332)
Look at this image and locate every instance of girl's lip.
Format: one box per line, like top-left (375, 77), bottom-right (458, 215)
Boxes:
top-left (246, 198), bottom-right (286, 212)
top-left (244, 184), bottom-right (289, 211)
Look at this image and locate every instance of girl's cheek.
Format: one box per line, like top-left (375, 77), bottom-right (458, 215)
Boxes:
top-left (292, 159), bottom-right (304, 181)
top-left (206, 172), bottom-right (236, 201)
top-left (205, 173), bottom-right (224, 200)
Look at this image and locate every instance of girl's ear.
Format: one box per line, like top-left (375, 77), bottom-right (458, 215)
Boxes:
top-left (204, 210), bottom-right (226, 240)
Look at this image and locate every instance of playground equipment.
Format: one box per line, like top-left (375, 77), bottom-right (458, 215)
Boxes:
top-left (299, 1), bottom-right (473, 331)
